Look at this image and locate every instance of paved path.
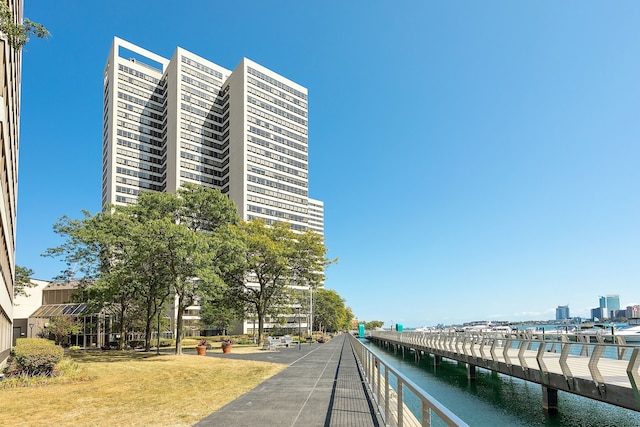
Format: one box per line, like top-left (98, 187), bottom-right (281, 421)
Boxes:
top-left (194, 334), bottom-right (383, 427)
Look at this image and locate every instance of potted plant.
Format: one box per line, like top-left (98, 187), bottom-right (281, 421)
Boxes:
top-left (196, 339), bottom-right (208, 356)
top-left (221, 338), bottom-right (234, 354)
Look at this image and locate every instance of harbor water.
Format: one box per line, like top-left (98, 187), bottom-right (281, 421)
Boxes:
top-left (364, 339), bottom-right (640, 427)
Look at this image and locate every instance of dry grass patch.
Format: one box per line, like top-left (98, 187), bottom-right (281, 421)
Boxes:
top-left (0, 350), bottom-right (285, 427)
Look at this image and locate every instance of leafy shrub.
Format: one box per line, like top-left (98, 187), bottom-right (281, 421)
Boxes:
top-left (159, 338), bottom-right (173, 347)
top-left (0, 358), bottom-right (90, 389)
top-left (5, 338), bottom-right (63, 377)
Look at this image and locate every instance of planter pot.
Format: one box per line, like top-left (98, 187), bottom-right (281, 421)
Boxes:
top-left (222, 345), bottom-right (232, 354)
top-left (196, 346), bottom-right (207, 356)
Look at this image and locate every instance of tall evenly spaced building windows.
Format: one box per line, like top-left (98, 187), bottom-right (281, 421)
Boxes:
top-left (103, 38), bottom-right (322, 235)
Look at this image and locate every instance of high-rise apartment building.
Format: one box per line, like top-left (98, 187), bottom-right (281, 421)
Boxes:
top-left (0, 0), bottom-right (22, 367)
top-left (103, 38), bottom-right (324, 334)
top-left (103, 37), bottom-right (320, 233)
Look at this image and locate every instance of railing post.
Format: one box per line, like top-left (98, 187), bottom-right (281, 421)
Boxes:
top-left (384, 364), bottom-right (390, 423)
top-left (397, 380), bottom-right (404, 427)
top-left (588, 344), bottom-right (606, 396)
top-left (422, 400), bottom-right (431, 427)
top-left (560, 342), bottom-right (573, 389)
top-left (376, 357), bottom-right (381, 403)
top-left (536, 342), bottom-right (549, 385)
top-left (627, 348), bottom-right (640, 407)
top-left (503, 338), bottom-right (512, 367)
top-left (518, 339), bottom-right (528, 370)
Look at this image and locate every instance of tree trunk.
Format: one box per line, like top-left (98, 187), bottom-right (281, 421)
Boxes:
top-left (118, 302), bottom-right (127, 350)
top-left (175, 297), bottom-right (184, 355)
top-left (257, 306), bottom-right (265, 345)
top-left (144, 296), bottom-right (154, 351)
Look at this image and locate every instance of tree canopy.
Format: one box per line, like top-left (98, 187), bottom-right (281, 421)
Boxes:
top-left (14, 265), bottom-right (36, 298)
top-left (0, 2), bottom-right (49, 49)
top-left (312, 288), bottom-right (352, 333)
top-left (45, 184), bottom-right (337, 350)
top-left (226, 219), bottom-right (335, 343)
top-left (45, 185), bottom-right (241, 353)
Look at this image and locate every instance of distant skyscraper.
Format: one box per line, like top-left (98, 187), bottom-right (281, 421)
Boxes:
top-left (598, 296), bottom-right (608, 319)
top-left (591, 307), bottom-right (607, 321)
top-left (599, 296), bottom-right (607, 309)
top-left (556, 305), bottom-right (570, 321)
top-left (103, 37), bottom-right (323, 234)
top-left (627, 305), bottom-right (640, 319)
top-left (1, 0), bottom-right (23, 368)
top-left (606, 295), bottom-right (620, 318)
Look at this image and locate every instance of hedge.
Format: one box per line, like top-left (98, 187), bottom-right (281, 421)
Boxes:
top-left (6, 338), bottom-right (64, 377)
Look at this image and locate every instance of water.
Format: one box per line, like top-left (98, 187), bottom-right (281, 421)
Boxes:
top-left (364, 339), bottom-right (640, 427)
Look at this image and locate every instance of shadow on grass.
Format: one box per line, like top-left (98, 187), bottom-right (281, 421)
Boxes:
top-left (66, 350), bottom-right (175, 364)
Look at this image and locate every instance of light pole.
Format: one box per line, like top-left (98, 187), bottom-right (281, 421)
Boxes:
top-left (296, 306), bottom-right (302, 350)
top-left (309, 286), bottom-right (313, 339)
top-left (29, 323), bottom-right (34, 338)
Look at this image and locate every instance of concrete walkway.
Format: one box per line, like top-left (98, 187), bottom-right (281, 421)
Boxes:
top-left (194, 334), bottom-right (383, 427)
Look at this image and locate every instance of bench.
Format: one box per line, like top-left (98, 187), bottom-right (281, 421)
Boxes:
top-left (262, 336), bottom-right (300, 350)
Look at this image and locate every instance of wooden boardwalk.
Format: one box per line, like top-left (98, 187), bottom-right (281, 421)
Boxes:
top-left (369, 330), bottom-right (640, 412)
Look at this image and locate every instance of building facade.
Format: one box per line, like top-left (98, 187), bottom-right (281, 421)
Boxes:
top-left (606, 294), bottom-right (620, 318)
top-left (555, 305), bottom-right (570, 321)
top-left (103, 37), bottom-right (319, 231)
top-left (0, 0), bottom-right (22, 367)
top-left (626, 305), bottom-right (640, 319)
top-left (103, 38), bottom-right (323, 335)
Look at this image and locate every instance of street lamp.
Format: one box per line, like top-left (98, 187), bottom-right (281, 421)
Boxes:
top-left (296, 306), bottom-right (302, 350)
top-left (29, 323), bottom-right (34, 338)
top-left (309, 286), bottom-right (313, 338)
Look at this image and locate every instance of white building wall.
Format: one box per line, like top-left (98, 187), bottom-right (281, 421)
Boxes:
top-left (2, 0), bottom-right (23, 366)
top-left (102, 37), bottom-right (169, 207)
top-left (308, 198), bottom-right (324, 236)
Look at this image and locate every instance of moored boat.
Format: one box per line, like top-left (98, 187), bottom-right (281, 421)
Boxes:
top-left (612, 318), bottom-right (640, 343)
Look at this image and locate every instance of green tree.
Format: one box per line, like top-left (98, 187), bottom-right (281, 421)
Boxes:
top-left (0, 2), bottom-right (49, 49)
top-left (44, 315), bottom-right (81, 345)
top-left (199, 291), bottom-right (239, 336)
top-left (14, 265), bottom-right (36, 298)
top-left (362, 320), bottom-right (385, 329)
top-left (227, 220), bottom-right (334, 344)
top-left (45, 185), bottom-right (241, 354)
top-left (342, 306), bottom-right (355, 331)
top-left (312, 289), bottom-right (349, 333)
top-left (44, 209), bottom-right (157, 350)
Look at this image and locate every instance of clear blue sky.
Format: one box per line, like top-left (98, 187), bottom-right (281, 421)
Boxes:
top-left (17, 1), bottom-right (640, 327)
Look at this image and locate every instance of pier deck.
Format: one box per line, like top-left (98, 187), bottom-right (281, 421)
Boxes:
top-left (370, 330), bottom-right (640, 412)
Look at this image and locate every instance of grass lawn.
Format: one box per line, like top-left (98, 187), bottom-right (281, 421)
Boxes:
top-left (0, 347), bottom-right (285, 427)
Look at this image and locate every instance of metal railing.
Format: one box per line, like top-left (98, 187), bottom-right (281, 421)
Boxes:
top-left (368, 330), bottom-right (640, 411)
top-left (349, 333), bottom-right (469, 427)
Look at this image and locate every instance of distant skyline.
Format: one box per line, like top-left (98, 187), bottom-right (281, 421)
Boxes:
top-left (16, 1), bottom-right (640, 327)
